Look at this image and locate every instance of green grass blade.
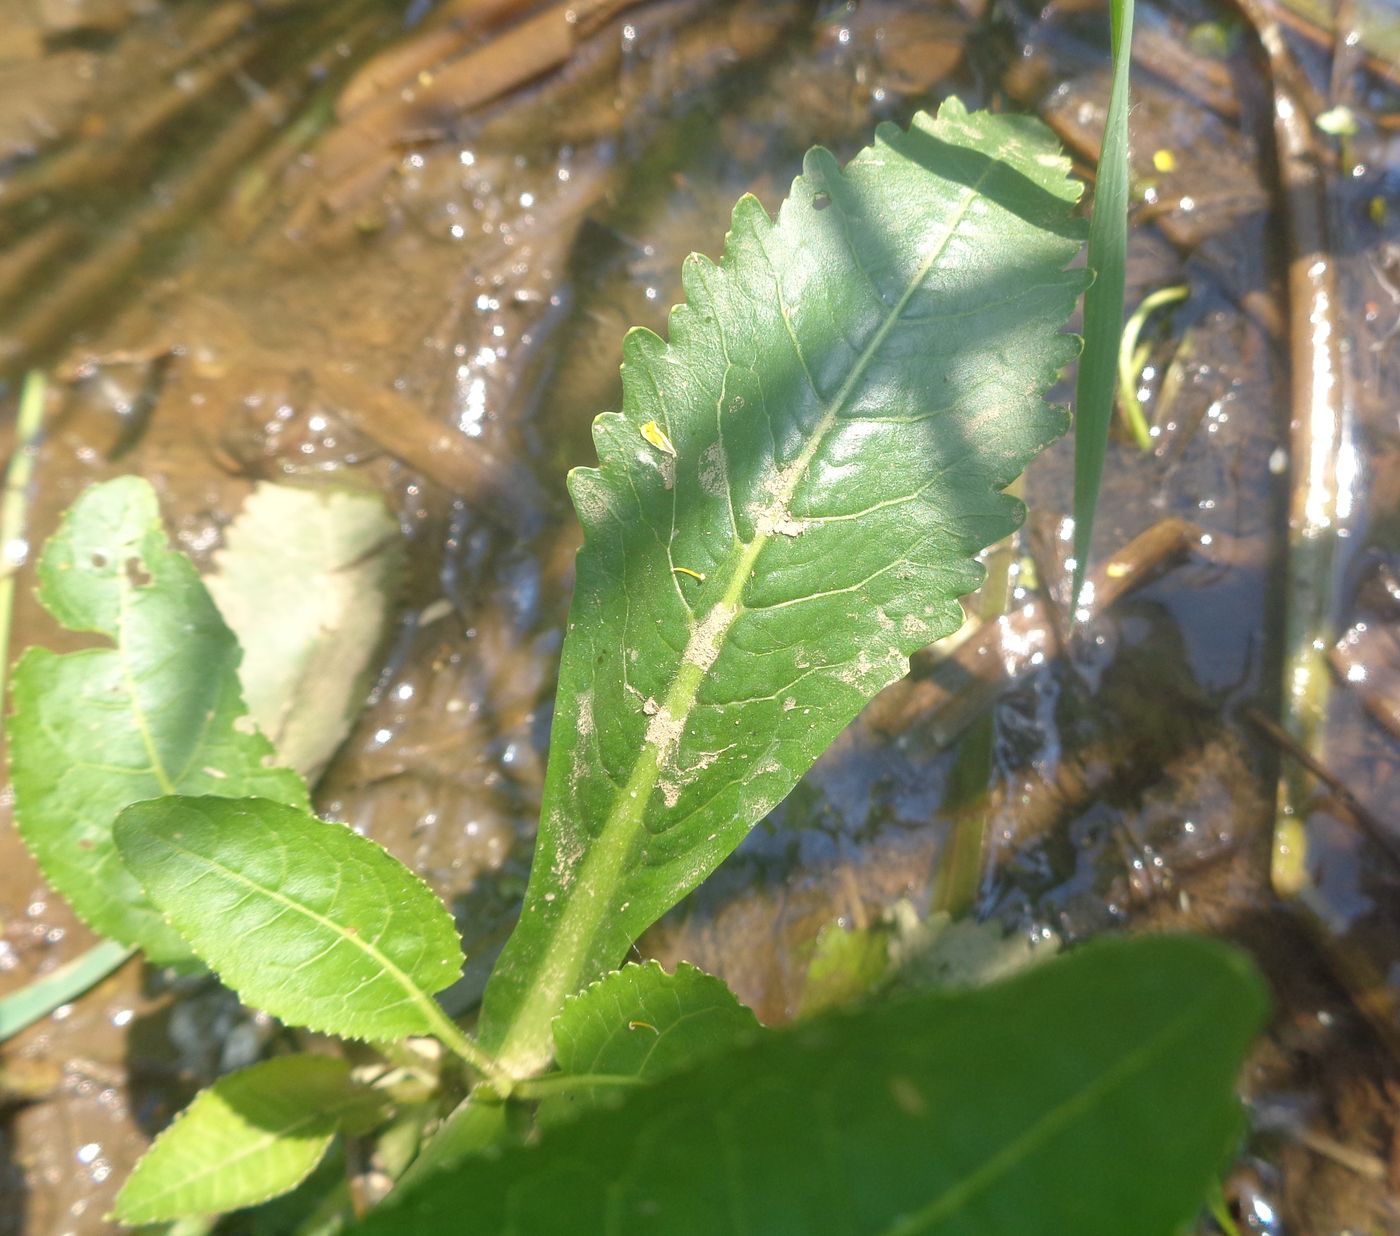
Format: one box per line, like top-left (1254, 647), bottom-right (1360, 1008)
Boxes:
top-left (0, 939), bottom-right (135, 1042)
top-left (1072, 0), bottom-right (1136, 610)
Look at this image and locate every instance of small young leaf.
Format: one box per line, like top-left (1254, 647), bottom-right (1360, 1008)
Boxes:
top-left (479, 99), bottom-right (1088, 1074)
top-left (356, 936), bottom-right (1266, 1236)
top-left (114, 1055), bottom-right (377, 1225)
top-left (7, 477), bottom-right (309, 963)
top-left (206, 483), bottom-right (403, 783)
top-left (543, 961), bottom-right (759, 1122)
top-left (797, 921), bottom-right (893, 1017)
top-left (114, 796), bottom-right (465, 1042)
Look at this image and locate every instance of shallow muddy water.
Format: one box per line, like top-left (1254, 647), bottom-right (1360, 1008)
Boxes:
top-left (1, 0), bottom-right (1399, 1231)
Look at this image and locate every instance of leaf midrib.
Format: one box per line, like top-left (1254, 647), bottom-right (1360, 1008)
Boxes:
top-left (496, 167), bottom-right (991, 1073)
top-left (881, 976), bottom-right (1231, 1234)
top-left (116, 568), bottom-right (176, 795)
top-left (120, 1101), bottom-right (334, 1218)
top-left (150, 828), bottom-right (441, 1036)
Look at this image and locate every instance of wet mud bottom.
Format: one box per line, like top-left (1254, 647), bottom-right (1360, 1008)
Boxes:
top-left (1, 0), bottom-right (1399, 1231)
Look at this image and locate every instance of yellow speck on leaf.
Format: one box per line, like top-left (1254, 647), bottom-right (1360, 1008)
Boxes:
top-left (641, 420), bottom-right (677, 456)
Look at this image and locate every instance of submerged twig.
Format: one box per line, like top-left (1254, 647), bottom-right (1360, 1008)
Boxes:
top-left (335, 0), bottom-right (538, 119)
top-left (930, 490), bottom-right (1020, 918)
top-left (317, 0), bottom-right (647, 189)
top-left (0, 5), bottom-right (380, 377)
top-left (0, 30), bottom-right (265, 216)
top-left (1245, 707), bottom-right (1400, 872)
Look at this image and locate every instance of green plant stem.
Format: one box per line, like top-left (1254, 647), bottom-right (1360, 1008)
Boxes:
top-left (510, 1071), bottom-right (648, 1101)
top-left (0, 939), bottom-right (135, 1041)
top-left (1071, 0), bottom-right (1135, 609)
top-left (1116, 284), bottom-right (1187, 451)
top-left (0, 371), bottom-right (46, 715)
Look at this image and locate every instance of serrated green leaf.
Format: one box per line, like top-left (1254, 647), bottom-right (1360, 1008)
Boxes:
top-left (6, 477), bottom-right (309, 963)
top-left (206, 483), bottom-right (402, 784)
top-left (479, 99), bottom-right (1087, 1073)
top-left (359, 936), bottom-right (1267, 1236)
top-left (114, 1055), bottom-right (376, 1225)
top-left (113, 796), bottom-right (465, 1042)
top-left (542, 961), bottom-right (758, 1123)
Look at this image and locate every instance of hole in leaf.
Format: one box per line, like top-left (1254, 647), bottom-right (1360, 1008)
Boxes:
top-left (812, 192), bottom-right (832, 211)
top-left (124, 557), bottom-right (153, 588)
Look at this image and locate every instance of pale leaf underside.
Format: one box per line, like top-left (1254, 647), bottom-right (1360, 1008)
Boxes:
top-left (114, 1055), bottom-right (367, 1224)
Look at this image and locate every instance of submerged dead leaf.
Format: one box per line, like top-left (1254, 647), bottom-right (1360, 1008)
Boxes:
top-left (207, 483), bottom-right (403, 783)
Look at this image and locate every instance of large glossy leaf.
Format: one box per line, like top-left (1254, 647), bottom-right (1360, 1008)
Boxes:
top-left (6, 477), bottom-right (308, 963)
top-left (541, 961), bottom-right (759, 1124)
top-left (113, 1055), bottom-right (379, 1225)
top-left (359, 936), bottom-right (1267, 1235)
top-left (478, 99), bottom-right (1087, 1073)
top-left (114, 796), bottom-right (465, 1042)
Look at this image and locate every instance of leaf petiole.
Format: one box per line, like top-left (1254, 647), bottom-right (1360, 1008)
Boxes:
top-left (510, 1072), bottom-right (648, 1101)
top-left (418, 1005), bottom-right (513, 1093)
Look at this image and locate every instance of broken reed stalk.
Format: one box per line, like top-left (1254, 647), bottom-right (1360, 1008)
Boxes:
top-left (0, 31), bottom-right (265, 216)
top-left (0, 372), bottom-right (47, 717)
top-left (1234, 0), bottom-right (1350, 898)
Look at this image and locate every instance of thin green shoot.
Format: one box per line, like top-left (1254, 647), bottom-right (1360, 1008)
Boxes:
top-left (0, 370), bottom-right (47, 716)
top-left (1207, 1182), bottom-right (1244, 1236)
top-left (1071, 0), bottom-right (1136, 611)
top-left (510, 1072), bottom-right (648, 1101)
top-left (1117, 284), bottom-right (1187, 451)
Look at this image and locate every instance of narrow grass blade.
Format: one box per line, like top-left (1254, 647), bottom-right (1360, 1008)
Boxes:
top-left (0, 939), bottom-right (135, 1042)
top-left (1072, 0), bottom-right (1136, 610)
